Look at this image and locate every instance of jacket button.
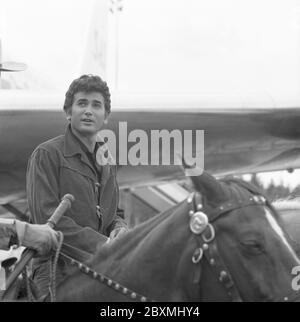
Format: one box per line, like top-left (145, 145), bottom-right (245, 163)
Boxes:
top-left (96, 205), bottom-right (101, 210)
top-left (95, 182), bottom-right (101, 187)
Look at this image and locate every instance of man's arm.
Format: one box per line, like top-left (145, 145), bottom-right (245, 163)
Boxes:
top-left (0, 219), bottom-right (58, 256)
top-left (26, 148), bottom-right (107, 256)
top-left (107, 169), bottom-right (129, 239)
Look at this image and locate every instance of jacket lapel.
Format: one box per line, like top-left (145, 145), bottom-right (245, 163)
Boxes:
top-left (63, 125), bottom-right (96, 180)
top-left (100, 164), bottom-right (110, 189)
top-left (96, 146), bottom-right (111, 188)
top-left (79, 153), bottom-right (97, 179)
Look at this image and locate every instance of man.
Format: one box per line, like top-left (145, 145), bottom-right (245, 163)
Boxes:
top-left (0, 218), bottom-right (58, 256)
top-left (26, 75), bottom-right (128, 298)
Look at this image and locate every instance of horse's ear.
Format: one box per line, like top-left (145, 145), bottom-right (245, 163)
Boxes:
top-left (189, 172), bottom-right (226, 204)
top-left (180, 155), bottom-right (226, 204)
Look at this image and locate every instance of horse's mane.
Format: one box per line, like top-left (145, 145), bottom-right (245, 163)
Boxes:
top-left (221, 177), bottom-right (266, 198)
top-left (217, 177), bottom-right (285, 221)
top-left (221, 178), bottom-right (300, 213)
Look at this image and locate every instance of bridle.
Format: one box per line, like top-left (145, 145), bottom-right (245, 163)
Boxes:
top-left (57, 190), bottom-right (300, 302)
top-left (188, 190), bottom-right (300, 302)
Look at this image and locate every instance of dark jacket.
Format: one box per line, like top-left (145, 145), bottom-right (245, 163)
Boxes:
top-left (27, 125), bottom-right (127, 254)
top-left (26, 125), bottom-right (127, 296)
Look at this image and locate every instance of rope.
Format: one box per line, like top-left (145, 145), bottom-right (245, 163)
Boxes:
top-left (23, 266), bottom-right (35, 302)
top-left (48, 231), bottom-right (64, 302)
top-left (21, 231), bottom-right (64, 302)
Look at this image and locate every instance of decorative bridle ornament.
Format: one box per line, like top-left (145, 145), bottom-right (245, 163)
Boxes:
top-left (60, 252), bottom-right (152, 302)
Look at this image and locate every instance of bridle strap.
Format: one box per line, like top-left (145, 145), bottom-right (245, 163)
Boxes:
top-left (203, 241), bottom-right (242, 302)
top-left (189, 192), bottom-right (243, 302)
top-left (209, 195), bottom-right (267, 223)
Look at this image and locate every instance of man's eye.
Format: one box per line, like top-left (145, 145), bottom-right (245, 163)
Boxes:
top-left (78, 102), bottom-right (86, 107)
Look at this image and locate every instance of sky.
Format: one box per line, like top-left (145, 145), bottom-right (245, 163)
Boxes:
top-left (1, 0), bottom-right (300, 188)
top-left (0, 0), bottom-right (94, 89)
top-left (0, 0), bottom-right (300, 100)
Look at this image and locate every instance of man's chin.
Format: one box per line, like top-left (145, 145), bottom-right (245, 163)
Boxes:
top-left (77, 126), bottom-right (97, 136)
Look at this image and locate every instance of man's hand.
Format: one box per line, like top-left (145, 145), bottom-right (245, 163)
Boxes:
top-left (109, 227), bottom-right (128, 240)
top-left (15, 221), bottom-right (59, 257)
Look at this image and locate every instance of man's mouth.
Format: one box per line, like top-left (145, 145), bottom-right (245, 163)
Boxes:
top-left (81, 119), bottom-right (93, 123)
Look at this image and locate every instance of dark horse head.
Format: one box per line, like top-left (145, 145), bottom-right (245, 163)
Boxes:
top-left (55, 172), bottom-right (300, 302)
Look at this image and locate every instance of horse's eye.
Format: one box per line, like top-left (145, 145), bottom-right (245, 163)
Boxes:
top-left (241, 240), bottom-right (264, 255)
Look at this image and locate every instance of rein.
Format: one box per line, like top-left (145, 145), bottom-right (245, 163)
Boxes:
top-left (59, 252), bottom-right (154, 302)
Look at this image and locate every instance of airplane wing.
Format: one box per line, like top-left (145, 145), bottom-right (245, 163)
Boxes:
top-left (1, 91), bottom-right (300, 204)
top-left (113, 96), bottom-right (300, 186)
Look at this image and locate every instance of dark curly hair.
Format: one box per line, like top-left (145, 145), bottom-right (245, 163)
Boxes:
top-left (63, 74), bottom-right (111, 114)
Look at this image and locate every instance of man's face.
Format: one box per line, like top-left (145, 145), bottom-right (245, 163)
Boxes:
top-left (67, 91), bottom-right (107, 138)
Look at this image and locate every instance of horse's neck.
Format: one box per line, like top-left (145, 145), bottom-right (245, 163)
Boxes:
top-left (90, 202), bottom-right (194, 301)
top-left (91, 204), bottom-right (179, 264)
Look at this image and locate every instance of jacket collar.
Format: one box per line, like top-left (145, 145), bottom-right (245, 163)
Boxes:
top-left (63, 124), bottom-right (80, 157)
top-left (64, 124), bottom-right (100, 157)
top-left (63, 125), bottom-right (111, 185)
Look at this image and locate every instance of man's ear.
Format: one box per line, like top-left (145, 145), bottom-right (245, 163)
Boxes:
top-left (66, 110), bottom-right (72, 121)
top-left (104, 112), bottom-right (110, 124)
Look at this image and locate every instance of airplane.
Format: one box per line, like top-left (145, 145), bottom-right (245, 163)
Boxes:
top-left (1, 0), bottom-right (300, 220)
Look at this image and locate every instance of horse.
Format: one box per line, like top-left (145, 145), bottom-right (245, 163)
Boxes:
top-left (52, 172), bottom-right (300, 302)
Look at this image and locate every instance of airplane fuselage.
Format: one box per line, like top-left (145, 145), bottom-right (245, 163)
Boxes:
top-left (1, 90), bottom-right (300, 204)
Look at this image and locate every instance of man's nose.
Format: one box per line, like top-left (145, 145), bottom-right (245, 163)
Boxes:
top-left (84, 104), bottom-right (93, 115)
